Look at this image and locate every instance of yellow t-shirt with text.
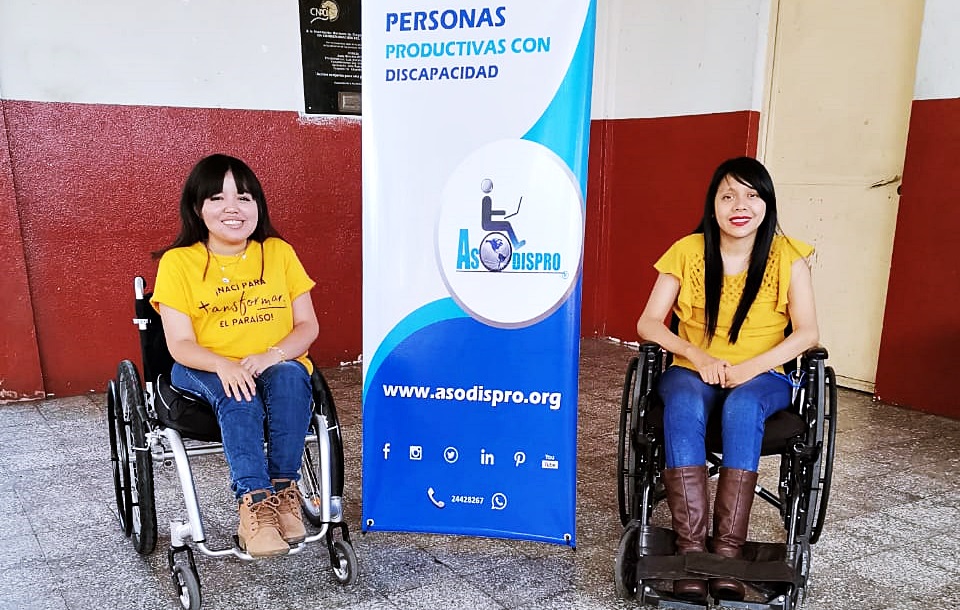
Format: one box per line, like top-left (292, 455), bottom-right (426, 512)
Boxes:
top-left (654, 233), bottom-right (813, 371)
top-left (151, 238), bottom-right (315, 373)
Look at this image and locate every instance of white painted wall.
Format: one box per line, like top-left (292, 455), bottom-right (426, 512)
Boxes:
top-left (0, 0), bottom-right (304, 110)
top-left (913, 0), bottom-right (960, 100)
top-left (592, 0), bottom-right (770, 119)
top-left (1, 1), bottom-right (769, 119)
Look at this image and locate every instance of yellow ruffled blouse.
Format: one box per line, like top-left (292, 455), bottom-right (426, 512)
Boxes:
top-left (654, 233), bottom-right (813, 371)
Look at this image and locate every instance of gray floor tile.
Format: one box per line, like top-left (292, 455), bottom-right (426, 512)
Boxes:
top-left (0, 338), bottom-right (958, 610)
top-left (0, 564), bottom-right (68, 610)
top-left (387, 577), bottom-right (503, 609)
top-left (464, 555), bottom-right (575, 608)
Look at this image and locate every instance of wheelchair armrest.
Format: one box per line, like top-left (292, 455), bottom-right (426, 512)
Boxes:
top-left (638, 341), bottom-right (665, 362)
top-left (639, 341), bottom-right (663, 353)
top-left (803, 346), bottom-right (829, 361)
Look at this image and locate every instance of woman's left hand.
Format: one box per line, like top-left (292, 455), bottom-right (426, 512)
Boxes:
top-left (721, 362), bottom-right (760, 388)
top-left (240, 350), bottom-right (283, 378)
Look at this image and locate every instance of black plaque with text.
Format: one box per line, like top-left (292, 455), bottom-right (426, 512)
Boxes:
top-left (299, 0), bottom-right (361, 115)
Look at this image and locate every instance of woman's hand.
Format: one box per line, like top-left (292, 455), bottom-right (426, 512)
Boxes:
top-left (215, 359), bottom-right (257, 401)
top-left (239, 350), bottom-right (283, 379)
top-left (721, 361), bottom-right (762, 388)
top-left (687, 349), bottom-right (730, 386)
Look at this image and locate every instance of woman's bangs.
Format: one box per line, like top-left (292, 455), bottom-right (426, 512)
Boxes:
top-left (230, 166), bottom-right (259, 196)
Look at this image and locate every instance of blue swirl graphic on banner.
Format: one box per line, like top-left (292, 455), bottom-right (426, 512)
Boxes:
top-left (522, 1), bottom-right (596, 199)
top-left (362, 299), bottom-right (580, 543)
top-left (363, 298), bottom-right (469, 400)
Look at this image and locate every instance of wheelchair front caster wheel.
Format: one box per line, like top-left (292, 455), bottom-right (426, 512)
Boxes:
top-left (330, 539), bottom-right (359, 585)
top-left (614, 522), bottom-right (639, 599)
top-left (171, 564), bottom-right (202, 610)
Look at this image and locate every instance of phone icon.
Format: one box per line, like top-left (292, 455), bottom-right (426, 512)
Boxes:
top-left (427, 487), bottom-right (445, 509)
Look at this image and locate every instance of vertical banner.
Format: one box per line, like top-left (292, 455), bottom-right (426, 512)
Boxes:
top-left (361, 1), bottom-right (596, 545)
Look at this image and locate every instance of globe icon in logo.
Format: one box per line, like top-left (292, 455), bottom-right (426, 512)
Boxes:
top-left (479, 232), bottom-right (512, 272)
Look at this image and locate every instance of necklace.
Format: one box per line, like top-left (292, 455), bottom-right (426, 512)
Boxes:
top-left (208, 243), bottom-right (248, 284)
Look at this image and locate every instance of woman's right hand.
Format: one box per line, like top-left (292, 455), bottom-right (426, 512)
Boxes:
top-left (215, 359), bottom-right (257, 401)
top-left (687, 348), bottom-right (729, 386)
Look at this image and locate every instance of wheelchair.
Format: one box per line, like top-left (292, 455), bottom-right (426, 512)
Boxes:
top-left (614, 336), bottom-right (837, 610)
top-left (106, 277), bottom-right (358, 610)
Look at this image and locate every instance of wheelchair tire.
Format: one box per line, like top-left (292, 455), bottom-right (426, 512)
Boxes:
top-left (313, 370), bottom-right (346, 499)
top-left (614, 522), bottom-right (639, 599)
top-left (809, 365), bottom-right (838, 544)
top-left (618, 356), bottom-right (639, 526)
top-left (299, 413), bottom-right (327, 527)
top-left (171, 564), bottom-right (203, 610)
top-left (330, 539), bottom-right (359, 586)
top-left (107, 377), bottom-right (133, 537)
top-left (118, 360), bottom-right (158, 555)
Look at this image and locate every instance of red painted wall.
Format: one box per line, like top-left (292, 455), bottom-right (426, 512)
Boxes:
top-left (580, 119), bottom-right (608, 336)
top-left (0, 102), bottom-right (45, 399)
top-left (3, 102), bottom-right (757, 398)
top-left (875, 98), bottom-right (960, 418)
top-left (5, 101), bottom-right (361, 396)
top-left (584, 111), bottom-right (760, 341)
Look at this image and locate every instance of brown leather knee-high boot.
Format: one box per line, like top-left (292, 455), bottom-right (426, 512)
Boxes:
top-left (710, 467), bottom-right (759, 600)
top-left (662, 465), bottom-right (709, 601)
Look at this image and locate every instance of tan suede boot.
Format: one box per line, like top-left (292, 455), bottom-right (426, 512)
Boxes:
top-left (273, 479), bottom-right (307, 544)
top-left (237, 490), bottom-right (289, 558)
top-left (662, 465), bottom-right (709, 601)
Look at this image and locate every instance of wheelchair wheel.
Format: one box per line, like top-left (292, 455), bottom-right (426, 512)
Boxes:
top-left (619, 348), bottom-right (661, 527)
top-left (614, 521), bottom-right (639, 599)
top-left (299, 413), bottom-right (326, 527)
top-left (618, 356), bottom-right (639, 526)
top-left (107, 378), bottom-right (133, 537)
top-left (171, 564), bottom-right (202, 610)
top-left (330, 539), bottom-right (359, 585)
top-left (808, 365), bottom-right (837, 544)
top-left (117, 360), bottom-right (158, 555)
top-left (313, 370), bottom-right (346, 501)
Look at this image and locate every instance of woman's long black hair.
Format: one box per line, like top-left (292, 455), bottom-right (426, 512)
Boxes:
top-left (695, 157), bottom-right (778, 344)
top-left (152, 154), bottom-right (282, 260)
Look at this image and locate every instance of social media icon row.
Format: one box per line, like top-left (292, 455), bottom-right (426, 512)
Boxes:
top-left (381, 443), bottom-right (558, 469)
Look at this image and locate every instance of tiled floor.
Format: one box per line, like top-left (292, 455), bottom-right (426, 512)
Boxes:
top-left (1, 338), bottom-right (958, 610)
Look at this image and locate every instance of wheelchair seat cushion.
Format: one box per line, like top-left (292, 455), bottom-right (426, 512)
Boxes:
top-left (646, 400), bottom-right (806, 456)
top-left (155, 375), bottom-right (222, 442)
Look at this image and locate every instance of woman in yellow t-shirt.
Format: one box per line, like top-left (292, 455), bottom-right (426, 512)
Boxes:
top-left (636, 157), bottom-right (819, 602)
top-left (151, 154), bottom-right (319, 559)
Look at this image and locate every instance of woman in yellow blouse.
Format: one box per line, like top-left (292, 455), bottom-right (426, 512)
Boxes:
top-left (636, 157), bottom-right (819, 602)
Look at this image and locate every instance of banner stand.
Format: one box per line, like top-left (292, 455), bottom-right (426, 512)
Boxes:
top-left (361, 1), bottom-right (597, 545)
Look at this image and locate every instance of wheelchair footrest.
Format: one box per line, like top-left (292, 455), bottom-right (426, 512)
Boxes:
top-left (685, 552), bottom-right (799, 585)
top-left (633, 531), bottom-right (801, 587)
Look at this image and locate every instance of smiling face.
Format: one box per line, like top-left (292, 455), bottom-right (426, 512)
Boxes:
top-left (713, 174), bottom-right (767, 242)
top-left (200, 170), bottom-right (259, 254)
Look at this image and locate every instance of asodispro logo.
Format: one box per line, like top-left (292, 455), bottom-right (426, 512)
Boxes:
top-left (436, 139), bottom-right (584, 327)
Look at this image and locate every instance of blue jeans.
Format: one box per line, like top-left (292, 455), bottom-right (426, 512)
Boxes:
top-left (172, 361), bottom-right (313, 499)
top-left (658, 366), bottom-right (791, 471)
